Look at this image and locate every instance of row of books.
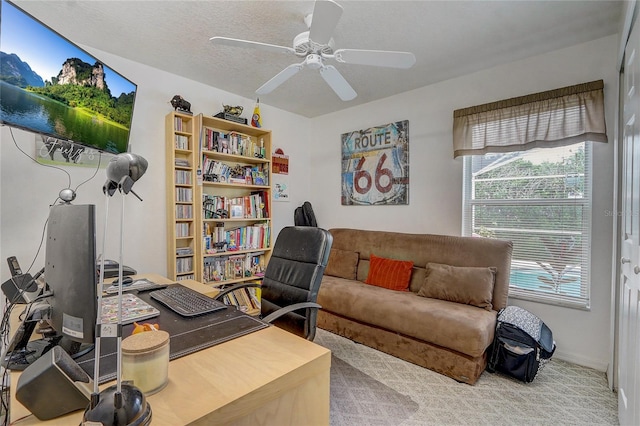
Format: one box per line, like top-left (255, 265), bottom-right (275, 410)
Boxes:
top-left (173, 117), bottom-right (189, 133)
top-left (218, 286), bottom-right (260, 313)
top-left (176, 257), bottom-right (193, 274)
top-left (203, 191), bottom-right (269, 219)
top-left (175, 158), bottom-right (190, 168)
top-left (176, 247), bottom-right (193, 256)
top-left (174, 134), bottom-right (189, 150)
top-left (201, 158), bottom-right (269, 186)
top-left (203, 252), bottom-right (265, 283)
top-left (175, 223), bottom-right (190, 238)
top-left (176, 274), bottom-right (195, 280)
top-left (175, 187), bottom-right (193, 202)
top-left (174, 170), bottom-right (192, 185)
top-left (175, 204), bottom-right (193, 219)
top-left (203, 223), bottom-right (270, 253)
top-left (203, 128), bottom-right (265, 158)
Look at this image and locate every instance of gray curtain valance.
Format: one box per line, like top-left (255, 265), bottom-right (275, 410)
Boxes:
top-left (452, 80), bottom-right (608, 158)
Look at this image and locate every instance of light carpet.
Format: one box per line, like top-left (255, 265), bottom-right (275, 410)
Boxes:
top-left (315, 328), bottom-right (619, 426)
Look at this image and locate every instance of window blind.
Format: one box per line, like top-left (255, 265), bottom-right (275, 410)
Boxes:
top-left (462, 143), bottom-right (592, 309)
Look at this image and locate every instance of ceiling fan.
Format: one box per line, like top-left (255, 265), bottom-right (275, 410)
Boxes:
top-left (210, 0), bottom-right (416, 101)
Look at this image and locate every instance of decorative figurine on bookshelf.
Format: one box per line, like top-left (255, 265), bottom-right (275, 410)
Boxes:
top-left (214, 103), bottom-right (248, 125)
top-left (223, 105), bottom-right (243, 116)
top-left (169, 95), bottom-right (192, 114)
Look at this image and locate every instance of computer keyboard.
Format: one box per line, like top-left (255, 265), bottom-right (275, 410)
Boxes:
top-left (149, 284), bottom-right (227, 317)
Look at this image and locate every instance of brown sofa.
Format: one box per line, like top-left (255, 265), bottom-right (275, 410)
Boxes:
top-left (316, 228), bottom-right (513, 384)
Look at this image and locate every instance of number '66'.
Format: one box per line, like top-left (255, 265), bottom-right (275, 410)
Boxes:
top-left (354, 153), bottom-right (394, 194)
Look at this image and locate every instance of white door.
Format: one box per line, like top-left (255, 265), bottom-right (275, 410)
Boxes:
top-left (619, 19), bottom-right (640, 426)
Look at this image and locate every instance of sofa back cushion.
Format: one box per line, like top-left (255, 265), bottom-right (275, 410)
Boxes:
top-left (418, 262), bottom-right (496, 310)
top-left (325, 248), bottom-right (359, 280)
top-left (328, 228), bottom-right (513, 311)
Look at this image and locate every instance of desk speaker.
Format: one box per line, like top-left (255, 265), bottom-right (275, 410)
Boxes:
top-left (16, 346), bottom-right (92, 420)
top-left (1, 274), bottom-right (39, 304)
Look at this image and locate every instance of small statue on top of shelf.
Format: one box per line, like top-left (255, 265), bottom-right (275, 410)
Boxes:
top-left (170, 95), bottom-right (192, 114)
top-left (223, 104), bottom-right (243, 116)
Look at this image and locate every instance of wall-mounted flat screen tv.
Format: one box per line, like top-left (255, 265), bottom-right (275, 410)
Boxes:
top-left (0, 0), bottom-right (137, 154)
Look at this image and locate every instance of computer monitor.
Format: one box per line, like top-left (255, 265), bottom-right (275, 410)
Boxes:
top-left (46, 203), bottom-right (97, 352)
top-left (2, 203), bottom-right (98, 370)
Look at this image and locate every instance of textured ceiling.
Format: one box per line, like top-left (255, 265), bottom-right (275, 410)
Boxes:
top-left (11, 1), bottom-right (623, 118)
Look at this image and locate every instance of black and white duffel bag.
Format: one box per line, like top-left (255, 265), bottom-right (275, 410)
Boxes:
top-left (487, 305), bottom-right (556, 383)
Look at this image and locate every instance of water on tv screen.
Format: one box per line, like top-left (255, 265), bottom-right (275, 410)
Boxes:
top-left (0, 0), bottom-right (137, 154)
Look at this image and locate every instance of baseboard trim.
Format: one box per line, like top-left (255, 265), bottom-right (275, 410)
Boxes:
top-left (554, 349), bottom-right (608, 372)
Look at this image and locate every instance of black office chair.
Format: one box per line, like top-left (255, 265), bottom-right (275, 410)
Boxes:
top-left (215, 226), bottom-right (333, 340)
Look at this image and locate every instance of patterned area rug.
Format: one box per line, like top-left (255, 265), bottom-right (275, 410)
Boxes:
top-left (330, 354), bottom-right (419, 425)
top-left (315, 329), bottom-right (618, 426)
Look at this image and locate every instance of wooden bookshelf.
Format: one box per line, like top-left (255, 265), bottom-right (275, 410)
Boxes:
top-left (167, 113), bottom-right (272, 315)
top-left (165, 112), bottom-right (197, 282)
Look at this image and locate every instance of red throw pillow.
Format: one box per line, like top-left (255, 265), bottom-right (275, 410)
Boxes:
top-left (364, 254), bottom-right (414, 291)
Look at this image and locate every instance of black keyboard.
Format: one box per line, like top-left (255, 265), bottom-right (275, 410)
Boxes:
top-left (149, 284), bottom-right (227, 317)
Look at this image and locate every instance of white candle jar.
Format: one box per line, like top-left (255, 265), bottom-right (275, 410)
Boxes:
top-left (121, 330), bottom-right (170, 395)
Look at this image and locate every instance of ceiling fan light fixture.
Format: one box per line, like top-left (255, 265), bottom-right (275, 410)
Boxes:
top-left (305, 54), bottom-right (323, 70)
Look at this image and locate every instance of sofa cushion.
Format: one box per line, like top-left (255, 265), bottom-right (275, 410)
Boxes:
top-left (318, 276), bottom-right (497, 357)
top-left (325, 248), bottom-right (359, 280)
top-left (418, 263), bottom-right (496, 311)
top-left (364, 254), bottom-right (413, 291)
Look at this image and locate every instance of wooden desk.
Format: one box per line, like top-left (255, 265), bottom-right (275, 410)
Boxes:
top-left (9, 274), bottom-right (331, 425)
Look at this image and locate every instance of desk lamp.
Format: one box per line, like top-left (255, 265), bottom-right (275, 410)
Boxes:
top-left (83, 153), bottom-right (152, 426)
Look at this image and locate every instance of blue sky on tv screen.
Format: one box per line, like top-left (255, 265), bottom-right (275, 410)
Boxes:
top-left (0, 0), bottom-right (135, 97)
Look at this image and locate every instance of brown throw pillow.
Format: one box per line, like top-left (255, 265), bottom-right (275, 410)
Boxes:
top-left (325, 248), bottom-right (359, 280)
top-left (418, 262), bottom-right (496, 310)
top-left (364, 254), bottom-right (413, 291)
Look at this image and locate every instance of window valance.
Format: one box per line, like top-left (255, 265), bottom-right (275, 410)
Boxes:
top-left (452, 80), bottom-right (608, 158)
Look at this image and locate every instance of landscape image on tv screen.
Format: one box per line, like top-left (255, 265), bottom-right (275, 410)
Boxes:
top-left (0, 0), bottom-right (137, 154)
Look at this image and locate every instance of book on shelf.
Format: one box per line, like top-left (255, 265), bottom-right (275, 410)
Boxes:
top-left (176, 187), bottom-right (193, 202)
top-left (203, 128), bottom-right (260, 158)
top-left (175, 222), bottom-right (190, 238)
top-left (202, 251), bottom-right (266, 284)
top-left (215, 284), bottom-right (259, 313)
top-left (176, 247), bottom-right (193, 256)
top-left (175, 204), bottom-right (193, 219)
top-left (174, 116), bottom-right (188, 132)
top-left (176, 256), bottom-right (193, 273)
top-left (175, 158), bottom-right (190, 167)
top-left (176, 274), bottom-right (195, 281)
top-left (174, 134), bottom-right (189, 150)
top-left (174, 170), bottom-right (192, 185)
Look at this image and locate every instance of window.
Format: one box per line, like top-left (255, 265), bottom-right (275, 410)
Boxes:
top-left (462, 142), bottom-right (592, 309)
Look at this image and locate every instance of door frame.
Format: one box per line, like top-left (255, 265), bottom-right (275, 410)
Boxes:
top-left (612, 0), bottom-right (639, 394)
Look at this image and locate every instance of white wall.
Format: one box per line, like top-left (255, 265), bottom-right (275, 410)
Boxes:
top-left (0, 48), bottom-right (311, 284)
top-left (308, 35), bottom-right (618, 371)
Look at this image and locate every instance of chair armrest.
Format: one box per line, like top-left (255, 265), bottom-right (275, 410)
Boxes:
top-left (262, 302), bottom-right (321, 324)
top-left (214, 283), bottom-right (261, 301)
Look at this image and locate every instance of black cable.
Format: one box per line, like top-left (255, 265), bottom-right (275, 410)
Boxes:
top-left (8, 127), bottom-right (71, 189)
top-left (0, 301), bottom-right (16, 426)
top-left (74, 151), bottom-right (103, 194)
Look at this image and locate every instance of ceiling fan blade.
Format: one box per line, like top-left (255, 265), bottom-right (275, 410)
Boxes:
top-left (319, 65), bottom-right (356, 101)
top-left (333, 49), bottom-right (416, 69)
top-left (309, 0), bottom-right (343, 45)
top-left (210, 36), bottom-right (295, 55)
top-left (256, 63), bottom-right (304, 95)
